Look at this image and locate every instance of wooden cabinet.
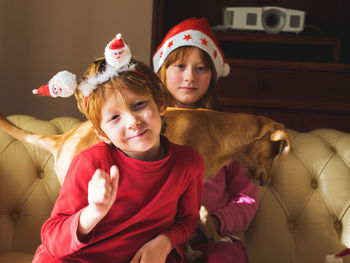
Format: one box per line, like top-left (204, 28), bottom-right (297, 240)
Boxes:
top-left (152, 0), bottom-right (350, 132)
top-left (217, 59), bottom-right (350, 131)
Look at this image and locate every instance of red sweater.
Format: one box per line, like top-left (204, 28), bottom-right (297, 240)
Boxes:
top-left (33, 137), bottom-right (204, 263)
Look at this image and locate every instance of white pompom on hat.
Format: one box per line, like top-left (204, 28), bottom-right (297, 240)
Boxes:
top-left (32, 71), bottom-right (77, 97)
top-left (153, 17), bottom-right (230, 79)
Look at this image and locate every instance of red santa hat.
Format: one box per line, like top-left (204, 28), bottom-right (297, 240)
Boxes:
top-left (109, 33), bottom-right (125, 49)
top-left (153, 17), bottom-right (230, 79)
top-left (326, 248), bottom-right (350, 263)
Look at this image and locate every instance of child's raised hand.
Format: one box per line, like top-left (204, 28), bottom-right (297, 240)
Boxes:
top-left (88, 165), bottom-right (119, 216)
top-left (78, 165), bottom-right (119, 237)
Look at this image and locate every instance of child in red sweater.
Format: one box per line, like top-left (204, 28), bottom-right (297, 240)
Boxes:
top-left (32, 33), bottom-right (204, 263)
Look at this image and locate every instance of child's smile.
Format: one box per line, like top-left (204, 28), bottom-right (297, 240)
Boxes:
top-left (127, 128), bottom-right (149, 140)
top-left (97, 88), bottom-right (165, 161)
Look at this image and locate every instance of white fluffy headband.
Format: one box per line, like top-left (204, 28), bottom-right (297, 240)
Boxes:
top-left (32, 33), bottom-right (134, 98)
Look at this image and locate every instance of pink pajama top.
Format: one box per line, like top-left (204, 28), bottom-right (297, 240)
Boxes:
top-left (204, 160), bottom-right (258, 237)
top-left (33, 136), bottom-right (204, 263)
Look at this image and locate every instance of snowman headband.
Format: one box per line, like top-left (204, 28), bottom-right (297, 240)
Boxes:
top-left (33, 33), bottom-right (136, 98)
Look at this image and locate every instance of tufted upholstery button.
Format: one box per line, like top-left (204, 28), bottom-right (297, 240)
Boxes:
top-left (11, 211), bottom-right (19, 221)
top-left (311, 180), bottom-right (318, 189)
top-left (287, 221), bottom-right (294, 230)
top-left (329, 145), bottom-right (337, 153)
top-left (334, 221), bottom-right (342, 231)
top-left (37, 172), bottom-right (45, 179)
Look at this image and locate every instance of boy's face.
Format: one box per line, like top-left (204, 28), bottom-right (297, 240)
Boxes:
top-left (165, 47), bottom-right (212, 109)
top-left (97, 88), bottom-right (165, 161)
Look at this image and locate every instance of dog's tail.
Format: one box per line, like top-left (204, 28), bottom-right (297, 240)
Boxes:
top-left (0, 112), bottom-right (60, 155)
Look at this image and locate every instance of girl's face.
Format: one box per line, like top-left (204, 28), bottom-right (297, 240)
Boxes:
top-left (97, 88), bottom-right (165, 161)
top-left (165, 48), bottom-right (212, 109)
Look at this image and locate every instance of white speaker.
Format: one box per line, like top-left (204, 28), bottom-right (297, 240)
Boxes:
top-left (222, 6), bottom-right (305, 34)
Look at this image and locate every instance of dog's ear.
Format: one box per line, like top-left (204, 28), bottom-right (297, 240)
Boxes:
top-left (270, 129), bottom-right (290, 160)
top-left (256, 121), bottom-right (290, 160)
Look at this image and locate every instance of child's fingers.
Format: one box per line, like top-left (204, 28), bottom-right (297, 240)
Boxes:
top-left (129, 249), bottom-right (142, 263)
top-left (88, 169), bottom-right (112, 203)
top-left (109, 165), bottom-right (119, 183)
top-left (109, 165), bottom-right (119, 197)
top-left (91, 169), bottom-right (108, 182)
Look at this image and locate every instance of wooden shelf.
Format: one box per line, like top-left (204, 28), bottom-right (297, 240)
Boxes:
top-left (226, 58), bottom-right (350, 71)
top-left (214, 31), bottom-right (340, 46)
top-left (215, 31), bottom-right (341, 63)
top-left (219, 97), bottom-right (350, 112)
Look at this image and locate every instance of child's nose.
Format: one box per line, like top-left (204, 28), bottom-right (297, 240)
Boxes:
top-left (184, 67), bottom-right (195, 82)
top-left (126, 112), bottom-right (141, 130)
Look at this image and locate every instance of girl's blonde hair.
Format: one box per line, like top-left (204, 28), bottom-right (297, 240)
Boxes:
top-left (157, 46), bottom-right (218, 110)
top-left (74, 58), bottom-right (168, 136)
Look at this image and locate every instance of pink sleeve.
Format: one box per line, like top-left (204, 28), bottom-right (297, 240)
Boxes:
top-left (208, 161), bottom-right (258, 235)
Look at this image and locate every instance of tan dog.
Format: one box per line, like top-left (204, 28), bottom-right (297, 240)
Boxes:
top-left (164, 108), bottom-right (290, 186)
top-left (0, 107), bottom-right (289, 260)
top-left (0, 107), bottom-right (289, 185)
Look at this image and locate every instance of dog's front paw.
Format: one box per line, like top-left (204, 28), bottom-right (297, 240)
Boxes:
top-left (215, 235), bottom-right (233, 243)
top-left (184, 241), bottom-right (202, 263)
top-left (199, 205), bottom-right (209, 223)
top-left (184, 249), bottom-right (202, 263)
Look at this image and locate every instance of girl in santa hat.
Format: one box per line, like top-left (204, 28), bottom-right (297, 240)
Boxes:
top-left (153, 17), bottom-right (258, 263)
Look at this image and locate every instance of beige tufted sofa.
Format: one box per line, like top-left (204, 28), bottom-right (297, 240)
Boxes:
top-left (0, 115), bottom-right (349, 263)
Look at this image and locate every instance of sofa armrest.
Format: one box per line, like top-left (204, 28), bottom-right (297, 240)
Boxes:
top-left (0, 115), bottom-right (81, 260)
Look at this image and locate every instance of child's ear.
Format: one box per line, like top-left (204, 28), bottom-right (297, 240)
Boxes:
top-left (94, 129), bottom-right (112, 144)
top-left (159, 105), bottom-right (166, 116)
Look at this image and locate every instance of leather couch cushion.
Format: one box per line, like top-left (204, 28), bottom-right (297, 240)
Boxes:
top-left (245, 128), bottom-right (350, 263)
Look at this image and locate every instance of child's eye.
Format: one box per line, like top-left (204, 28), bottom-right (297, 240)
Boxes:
top-left (134, 101), bottom-right (147, 109)
top-left (196, 65), bottom-right (207, 72)
top-left (174, 64), bottom-right (185, 70)
top-left (111, 115), bottom-right (120, 121)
